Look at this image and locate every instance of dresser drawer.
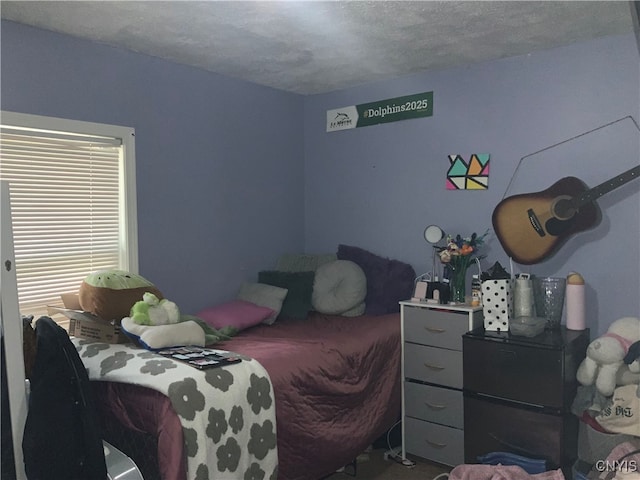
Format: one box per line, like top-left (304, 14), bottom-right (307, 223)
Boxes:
top-left (463, 336), bottom-right (563, 408)
top-left (405, 417), bottom-right (464, 466)
top-left (404, 381), bottom-right (463, 429)
top-left (404, 343), bottom-right (462, 388)
top-left (404, 306), bottom-right (475, 351)
top-left (464, 394), bottom-right (575, 469)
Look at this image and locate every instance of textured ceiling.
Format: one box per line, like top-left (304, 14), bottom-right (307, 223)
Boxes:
top-left (1, 1), bottom-right (635, 95)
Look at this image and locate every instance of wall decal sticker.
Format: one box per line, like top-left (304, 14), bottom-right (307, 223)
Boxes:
top-left (446, 154), bottom-right (490, 190)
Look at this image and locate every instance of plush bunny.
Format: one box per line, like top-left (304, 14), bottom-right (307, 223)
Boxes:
top-left (576, 317), bottom-right (640, 396)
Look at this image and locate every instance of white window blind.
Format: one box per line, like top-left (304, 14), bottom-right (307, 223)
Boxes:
top-left (0, 111), bottom-right (138, 320)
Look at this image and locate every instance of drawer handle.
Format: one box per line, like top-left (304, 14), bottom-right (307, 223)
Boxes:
top-left (425, 439), bottom-right (447, 449)
top-left (423, 362), bottom-right (445, 371)
top-left (424, 401), bottom-right (447, 410)
top-left (424, 326), bottom-right (446, 333)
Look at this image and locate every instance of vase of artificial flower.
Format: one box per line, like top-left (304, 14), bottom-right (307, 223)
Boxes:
top-left (439, 231), bottom-right (487, 304)
top-left (448, 256), bottom-right (472, 304)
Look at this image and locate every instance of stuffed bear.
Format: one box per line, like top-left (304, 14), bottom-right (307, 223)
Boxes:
top-left (130, 292), bottom-right (180, 326)
top-left (576, 316), bottom-right (640, 396)
top-left (79, 269), bottom-right (164, 321)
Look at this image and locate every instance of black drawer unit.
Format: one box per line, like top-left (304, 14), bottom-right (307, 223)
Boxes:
top-left (463, 327), bottom-right (589, 473)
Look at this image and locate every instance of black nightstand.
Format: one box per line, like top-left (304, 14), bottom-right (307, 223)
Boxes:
top-left (462, 327), bottom-right (589, 473)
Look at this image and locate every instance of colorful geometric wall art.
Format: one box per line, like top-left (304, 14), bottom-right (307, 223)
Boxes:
top-left (446, 154), bottom-right (490, 190)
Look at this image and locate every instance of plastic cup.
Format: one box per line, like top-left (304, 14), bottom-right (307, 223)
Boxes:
top-left (532, 277), bottom-right (566, 330)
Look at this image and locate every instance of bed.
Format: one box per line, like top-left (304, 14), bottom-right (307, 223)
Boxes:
top-left (79, 246), bottom-right (414, 480)
top-left (84, 311), bottom-right (402, 480)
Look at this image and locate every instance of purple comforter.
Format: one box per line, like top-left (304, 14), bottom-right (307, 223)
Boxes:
top-left (222, 312), bottom-right (402, 480)
top-left (94, 311), bottom-right (401, 480)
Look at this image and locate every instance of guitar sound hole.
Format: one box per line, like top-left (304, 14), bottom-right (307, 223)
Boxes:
top-left (551, 196), bottom-right (576, 221)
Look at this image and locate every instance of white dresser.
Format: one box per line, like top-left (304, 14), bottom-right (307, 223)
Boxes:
top-left (400, 301), bottom-right (483, 466)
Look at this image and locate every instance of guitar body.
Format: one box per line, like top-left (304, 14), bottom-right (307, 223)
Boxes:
top-left (492, 176), bottom-right (601, 264)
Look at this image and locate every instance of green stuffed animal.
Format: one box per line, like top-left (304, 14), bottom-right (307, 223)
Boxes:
top-left (79, 269), bottom-right (164, 321)
top-left (130, 292), bottom-right (180, 326)
top-left (126, 292), bottom-right (239, 349)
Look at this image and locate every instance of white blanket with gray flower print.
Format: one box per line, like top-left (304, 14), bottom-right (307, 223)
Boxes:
top-left (72, 339), bottom-right (278, 480)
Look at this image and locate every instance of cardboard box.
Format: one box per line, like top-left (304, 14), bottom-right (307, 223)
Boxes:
top-left (47, 294), bottom-right (129, 344)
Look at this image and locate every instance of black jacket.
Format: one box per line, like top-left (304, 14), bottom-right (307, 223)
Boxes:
top-left (22, 316), bottom-right (107, 480)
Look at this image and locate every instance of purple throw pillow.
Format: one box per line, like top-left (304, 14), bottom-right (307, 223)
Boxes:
top-left (197, 300), bottom-right (274, 331)
top-left (385, 258), bottom-right (417, 313)
top-left (337, 244), bottom-right (416, 315)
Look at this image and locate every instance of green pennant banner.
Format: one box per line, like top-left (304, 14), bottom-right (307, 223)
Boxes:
top-left (326, 91), bottom-right (433, 132)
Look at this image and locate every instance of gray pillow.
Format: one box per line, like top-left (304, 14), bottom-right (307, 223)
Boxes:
top-left (312, 260), bottom-right (367, 315)
top-left (237, 282), bottom-right (288, 325)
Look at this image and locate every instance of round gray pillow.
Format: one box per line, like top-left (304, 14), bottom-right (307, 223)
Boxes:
top-left (312, 260), bottom-right (367, 315)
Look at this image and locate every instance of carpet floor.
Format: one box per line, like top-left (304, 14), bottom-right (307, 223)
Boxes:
top-left (324, 448), bottom-right (451, 480)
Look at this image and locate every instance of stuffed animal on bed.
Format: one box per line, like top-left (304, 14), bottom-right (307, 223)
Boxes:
top-left (576, 316), bottom-right (640, 396)
top-left (78, 269), bottom-right (164, 321)
top-left (121, 293), bottom-right (239, 350)
top-left (122, 294), bottom-right (203, 349)
top-left (130, 292), bottom-right (180, 326)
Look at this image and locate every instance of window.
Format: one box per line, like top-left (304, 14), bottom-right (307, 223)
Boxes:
top-left (0, 111), bottom-right (138, 320)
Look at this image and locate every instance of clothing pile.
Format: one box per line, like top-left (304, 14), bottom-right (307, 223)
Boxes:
top-left (446, 465), bottom-right (565, 480)
top-left (571, 386), bottom-right (640, 479)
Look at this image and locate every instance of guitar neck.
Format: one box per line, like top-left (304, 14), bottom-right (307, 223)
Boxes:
top-left (574, 165), bottom-right (640, 207)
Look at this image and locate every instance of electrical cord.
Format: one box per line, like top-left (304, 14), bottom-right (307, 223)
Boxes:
top-left (381, 422), bottom-right (452, 473)
top-left (382, 420), bottom-right (415, 468)
top-left (415, 272), bottom-right (432, 283)
top-left (432, 473), bottom-right (450, 480)
top-left (385, 419), bottom-right (401, 453)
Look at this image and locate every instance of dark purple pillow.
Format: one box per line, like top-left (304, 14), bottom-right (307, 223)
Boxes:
top-left (337, 244), bottom-right (416, 315)
top-left (386, 259), bottom-right (417, 313)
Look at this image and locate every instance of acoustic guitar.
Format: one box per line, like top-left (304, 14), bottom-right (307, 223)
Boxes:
top-left (492, 165), bottom-right (639, 264)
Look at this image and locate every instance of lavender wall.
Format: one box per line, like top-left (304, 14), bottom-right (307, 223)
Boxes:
top-left (303, 34), bottom-right (640, 334)
top-left (1, 21), bottom-right (305, 313)
top-left (2, 20), bottom-right (638, 334)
